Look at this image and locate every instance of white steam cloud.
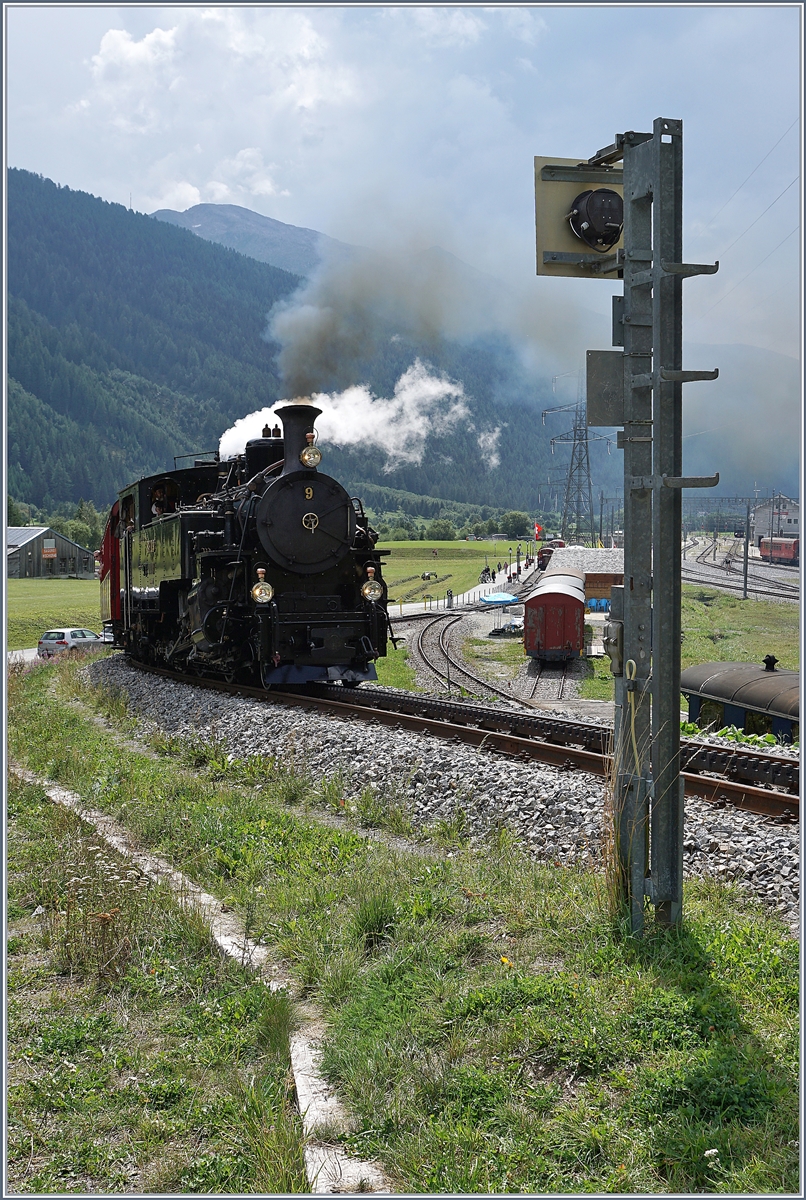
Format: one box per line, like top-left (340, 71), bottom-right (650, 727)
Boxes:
top-left (217, 359), bottom-right (501, 472)
top-left (312, 359), bottom-right (468, 470)
top-left (219, 407), bottom-right (279, 461)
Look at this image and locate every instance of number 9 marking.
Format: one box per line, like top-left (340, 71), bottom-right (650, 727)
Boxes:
top-left (305, 487), bottom-right (314, 500)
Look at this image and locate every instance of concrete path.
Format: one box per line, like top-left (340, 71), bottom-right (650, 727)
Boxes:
top-left (7, 648), bottom-right (38, 665)
top-left (390, 560), bottom-right (540, 619)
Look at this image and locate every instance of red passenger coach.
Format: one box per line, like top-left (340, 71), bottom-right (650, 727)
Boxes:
top-left (759, 537), bottom-right (799, 565)
top-left (523, 569), bottom-right (586, 662)
top-left (99, 501), bottom-right (121, 625)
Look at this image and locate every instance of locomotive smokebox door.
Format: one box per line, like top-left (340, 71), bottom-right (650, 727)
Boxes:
top-left (256, 471), bottom-right (357, 573)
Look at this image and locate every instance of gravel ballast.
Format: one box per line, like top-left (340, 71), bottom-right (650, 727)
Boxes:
top-left (85, 656), bottom-right (799, 936)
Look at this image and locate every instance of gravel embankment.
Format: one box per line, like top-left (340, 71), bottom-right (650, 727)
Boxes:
top-left (85, 657), bottom-right (799, 936)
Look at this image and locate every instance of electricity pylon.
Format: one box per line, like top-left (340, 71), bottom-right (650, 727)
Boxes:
top-left (543, 374), bottom-right (612, 546)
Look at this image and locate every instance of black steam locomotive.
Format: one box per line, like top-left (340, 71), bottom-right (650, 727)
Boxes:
top-left (100, 400), bottom-right (390, 686)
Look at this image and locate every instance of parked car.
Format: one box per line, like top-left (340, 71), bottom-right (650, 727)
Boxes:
top-left (37, 628), bottom-right (104, 657)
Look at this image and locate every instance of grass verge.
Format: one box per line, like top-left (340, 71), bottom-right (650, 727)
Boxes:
top-left (375, 644), bottom-right (420, 691)
top-left (6, 579), bottom-right (104, 651)
top-left (578, 585), bottom-right (800, 702)
top-left (7, 656), bottom-right (799, 1194)
top-left (680, 586), bottom-right (799, 671)
top-left (6, 767), bottom-right (307, 1194)
top-left (463, 636), bottom-right (524, 681)
top-left (378, 540), bottom-right (516, 604)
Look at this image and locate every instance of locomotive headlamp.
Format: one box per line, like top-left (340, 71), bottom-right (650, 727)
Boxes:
top-left (299, 433), bottom-right (322, 469)
top-left (567, 188), bottom-right (623, 252)
top-left (361, 565), bottom-right (384, 602)
top-left (251, 567), bottom-right (274, 604)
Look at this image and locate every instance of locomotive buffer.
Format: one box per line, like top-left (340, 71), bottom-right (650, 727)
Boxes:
top-left (535, 119), bottom-right (720, 933)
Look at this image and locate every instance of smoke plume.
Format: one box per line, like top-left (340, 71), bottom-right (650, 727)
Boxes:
top-left (265, 232), bottom-right (613, 392)
top-left (219, 407), bottom-right (280, 461)
top-left (218, 359), bottom-right (490, 471)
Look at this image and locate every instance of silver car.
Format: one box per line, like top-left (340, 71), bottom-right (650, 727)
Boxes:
top-left (37, 628), bottom-right (104, 658)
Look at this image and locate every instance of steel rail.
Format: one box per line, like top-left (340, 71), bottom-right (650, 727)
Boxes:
top-left (680, 567), bottom-right (799, 602)
top-left (128, 661), bottom-right (798, 820)
top-left (528, 661), bottom-right (569, 701)
top-left (415, 614), bottom-right (517, 702)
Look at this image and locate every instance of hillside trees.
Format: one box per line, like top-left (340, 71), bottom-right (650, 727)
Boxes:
top-left (425, 519), bottom-right (457, 540)
top-left (5, 167), bottom-right (616, 515)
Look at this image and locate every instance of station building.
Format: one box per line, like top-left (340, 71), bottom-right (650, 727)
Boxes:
top-left (6, 526), bottom-right (96, 579)
top-left (750, 497), bottom-right (799, 546)
top-left (545, 546), bottom-right (624, 601)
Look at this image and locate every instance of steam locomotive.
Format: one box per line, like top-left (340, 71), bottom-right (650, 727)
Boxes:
top-left (99, 399), bottom-right (390, 686)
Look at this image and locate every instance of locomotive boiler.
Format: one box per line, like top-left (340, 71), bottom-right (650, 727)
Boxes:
top-left (100, 400), bottom-right (390, 686)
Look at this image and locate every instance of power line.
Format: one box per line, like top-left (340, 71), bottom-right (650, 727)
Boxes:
top-left (744, 273), bottom-right (799, 316)
top-left (701, 117), bottom-right (799, 230)
top-left (692, 225), bottom-right (799, 320)
top-left (717, 175), bottom-right (798, 257)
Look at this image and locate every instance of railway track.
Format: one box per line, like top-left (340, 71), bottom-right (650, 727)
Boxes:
top-left (683, 540), bottom-right (800, 601)
top-left (413, 613), bottom-right (518, 702)
top-left (528, 661), bottom-right (569, 701)
top-left (681, 565), bottom-right (799, 602)
top-left (129, 660), bottom-right (799, 821)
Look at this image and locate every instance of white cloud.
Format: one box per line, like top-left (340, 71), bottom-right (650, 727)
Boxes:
top-left (212, 147), bottom-right (281, 198)
top-left (90, 26), bottom-right (177, 80)
top-left (152, 179), bottom-right (201, 210)
top-left (204, 179), bottom-right (232, 203)
top-left (484, 7), bottom-right (548, 46)
top-left (5, 4), bottom-right (800, 362)
top-left (477, 427), bottom-right (501, 470)
top-left (406, 7), bottom-right (487, 48)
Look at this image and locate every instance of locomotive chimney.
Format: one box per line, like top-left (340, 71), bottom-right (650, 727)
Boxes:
top-left (276, 399), bottom-right (322, 476)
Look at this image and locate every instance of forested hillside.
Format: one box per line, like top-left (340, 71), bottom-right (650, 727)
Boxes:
top-left (7, 168), bottom-right (606, 516)
top-left (7, 168), bottom-right (298, 509)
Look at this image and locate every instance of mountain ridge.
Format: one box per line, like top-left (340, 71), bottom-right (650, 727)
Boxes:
top-left (150, 202), bottom-right (360, 277)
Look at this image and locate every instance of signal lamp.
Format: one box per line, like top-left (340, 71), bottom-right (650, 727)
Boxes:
top-left (251, 567), bottom-right (274, 604)
top-left (567, 188), bottom-right (623, 251)
top-left (300, 433), bottom-right (322, 468)
top-left (361, 565), bottom-right (383, 602)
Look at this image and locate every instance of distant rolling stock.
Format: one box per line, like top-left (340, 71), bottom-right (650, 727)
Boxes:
top-left (523, 569), bottom-right (586, 662)
top-left (759, 537), bottom-right (799, 565)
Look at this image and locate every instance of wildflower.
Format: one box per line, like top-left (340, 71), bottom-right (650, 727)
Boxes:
top-left (704, 1148), bottom-right (719, 1159)
top-left (501, 955), bottom-right (513, 968)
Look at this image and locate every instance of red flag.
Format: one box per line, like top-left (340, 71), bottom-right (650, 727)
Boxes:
top-left (534, 523), bottom-right (543, 536)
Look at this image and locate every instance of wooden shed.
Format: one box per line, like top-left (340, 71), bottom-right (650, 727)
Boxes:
top-left (6, 526), bottom-right (95, 579)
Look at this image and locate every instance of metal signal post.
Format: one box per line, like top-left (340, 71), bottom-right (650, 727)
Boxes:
top-left (535, 119), bottom-right (720, 933)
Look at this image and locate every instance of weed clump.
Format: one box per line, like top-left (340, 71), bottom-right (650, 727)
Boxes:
top-left (350, 892), bottom-right (397, 951)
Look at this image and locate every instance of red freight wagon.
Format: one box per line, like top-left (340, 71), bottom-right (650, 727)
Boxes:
top-left (523, 569), bottom-right (586, 662)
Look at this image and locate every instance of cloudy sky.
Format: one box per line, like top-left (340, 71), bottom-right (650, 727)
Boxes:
top-left (6, 3), bottom-right (802, 365)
